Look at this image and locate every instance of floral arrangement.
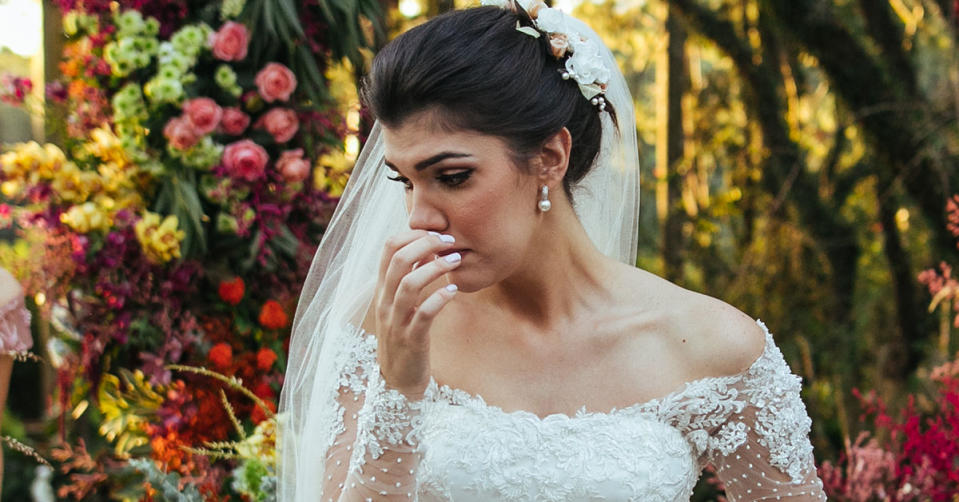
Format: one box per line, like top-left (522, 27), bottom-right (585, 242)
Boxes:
top-left (818, 363), bottom-right (959, 500)
top-left (0, 0), bottom-right (380, 499)
top-left (818, 194), bottom-right (959, 501)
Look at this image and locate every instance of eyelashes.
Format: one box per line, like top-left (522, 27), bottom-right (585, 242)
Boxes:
top-left (387, 169), bottom-right (473, 190)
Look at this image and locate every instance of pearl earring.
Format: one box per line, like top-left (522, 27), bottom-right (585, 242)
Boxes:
top-left (538, 185), bottom-right (551, 212)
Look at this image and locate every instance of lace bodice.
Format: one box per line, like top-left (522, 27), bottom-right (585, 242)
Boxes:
top-left (0, 295), bottom-right (31, 355)
top-left (317, 319), bottom-right (826, 501)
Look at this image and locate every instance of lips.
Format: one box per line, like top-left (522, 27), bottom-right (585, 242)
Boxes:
top-left (436, 249), bottom-right (467, 258)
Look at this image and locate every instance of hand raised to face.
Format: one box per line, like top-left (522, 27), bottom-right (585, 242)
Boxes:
top-left (374, 230), bottom-right (461, 398)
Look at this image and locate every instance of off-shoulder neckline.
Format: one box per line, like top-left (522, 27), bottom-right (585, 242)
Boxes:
top-left (348, 318), bottom-right (777, 423)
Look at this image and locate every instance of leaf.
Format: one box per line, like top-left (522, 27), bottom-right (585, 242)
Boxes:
top-left (277, 0), bottom-right (305, 38)
top-left (261, 0), bottom-right (277, 37)
top-left (271, 224), bottom-right (301, 258)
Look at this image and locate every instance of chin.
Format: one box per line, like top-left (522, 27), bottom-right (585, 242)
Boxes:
top-left (443, 269), bottom-right (491, 294)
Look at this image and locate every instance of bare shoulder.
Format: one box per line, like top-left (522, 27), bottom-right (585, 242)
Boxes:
top-left (678, 293), bottom-right (767, 377)
top-left (612, 264), bottom-right (767, 379)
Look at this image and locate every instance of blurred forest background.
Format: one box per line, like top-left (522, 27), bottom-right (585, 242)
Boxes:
top-left (0, 0), bottom-right (957, 499)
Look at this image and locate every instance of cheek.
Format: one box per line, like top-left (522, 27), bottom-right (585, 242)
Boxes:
top-left (464, 181), bottom-right (536, 252)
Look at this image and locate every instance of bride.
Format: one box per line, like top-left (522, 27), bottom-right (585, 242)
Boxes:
top-left (278, 1), bottom-right (827, 500)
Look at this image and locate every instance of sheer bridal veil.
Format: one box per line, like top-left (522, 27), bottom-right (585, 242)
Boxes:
top-left (277, 5), bottom-right (640, 500)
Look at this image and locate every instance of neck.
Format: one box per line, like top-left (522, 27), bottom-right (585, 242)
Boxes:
top-left (473, 198), bottom-right (614, 330)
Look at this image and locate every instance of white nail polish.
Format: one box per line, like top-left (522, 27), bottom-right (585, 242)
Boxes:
top-left (428, 231), bottom-right (440, 236)
top-left (439, 234), bottom-right (455, 243)
top-left (443, 252), bottom-right (461, 263)
top-left (445, 284), bottom-right (458, 293)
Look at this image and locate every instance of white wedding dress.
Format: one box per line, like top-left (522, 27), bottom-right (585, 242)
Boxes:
top-left (315, 318), bottom-right (827, 501)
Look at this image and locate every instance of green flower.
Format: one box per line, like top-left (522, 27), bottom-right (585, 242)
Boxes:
top-left (157, 66), bottom-right (179, 81)
top-left (220, 0), bottom-right (247, 19)
top-left (112, 84), bottom-right (147, 122)
top-left (215, 65), bottom-right (243, 97)
top-left (141, 37), bottom-right (159, 55)
top-left (169, 137), bottom-right (224, 170)
top-left (115, 10), bottom-right (146, 38)
top-left (215, 65), bottom-right (238, 88)
top-left (159, 52), bottom-right (194, 74)
top-left (144, 17), bottom-right (160, 37)
top-left (170, 25), bottom-right (209, 58)
top-left (216, 213), bottom-right (239, 233)
top-left (63, 12), bottom-right (79, 36)
top-left (144, 77), bottom-right (184, 105)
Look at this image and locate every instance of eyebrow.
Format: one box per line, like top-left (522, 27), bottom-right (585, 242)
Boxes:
top-left (384, 152), bottom-right (474, 172)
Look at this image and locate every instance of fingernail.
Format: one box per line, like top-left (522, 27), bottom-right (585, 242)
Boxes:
top-left (443, 252), bottom-right (461, 263)
top-left (428, 231), bottom-right (440, 236)
top-left (439, 234), bottom-right (455, 243)
top-left (445, 284), bottom-right (458, 293)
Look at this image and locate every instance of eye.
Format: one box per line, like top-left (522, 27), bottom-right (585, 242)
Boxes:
top-left (387, 173), bottom-right (413, 190)
top-left (438, 169), bottom-right (472, 188)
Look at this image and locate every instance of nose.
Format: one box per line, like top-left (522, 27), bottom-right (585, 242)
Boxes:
top-left (406, 190), bottom-right (447, 232)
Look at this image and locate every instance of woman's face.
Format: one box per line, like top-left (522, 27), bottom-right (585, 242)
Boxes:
top-left (382, 112), bottom-right (543, 293)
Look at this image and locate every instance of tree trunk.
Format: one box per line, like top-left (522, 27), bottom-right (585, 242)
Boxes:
top-left (876, 176), bottom-right (932, 377)
top-left (659, 6), bottom-right (689, 282)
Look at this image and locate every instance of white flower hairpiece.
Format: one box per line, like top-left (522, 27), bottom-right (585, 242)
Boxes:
top-left (481, 0), bottom-right (610, 110)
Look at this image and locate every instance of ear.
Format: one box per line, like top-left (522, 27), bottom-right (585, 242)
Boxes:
top-left (535, 127), bottom-right (571, 187)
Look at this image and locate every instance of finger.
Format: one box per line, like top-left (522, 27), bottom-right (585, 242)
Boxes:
top-left (408, 284), bottom-right (459, 337)
top-left (382, 233), bottom-right (455, 304)
top-left (378, 230), bottom-right (429, 287)
top-left (392, 252), bottom-right (462, 323)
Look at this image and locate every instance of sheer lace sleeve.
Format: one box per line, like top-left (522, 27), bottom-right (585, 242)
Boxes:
top-left (322, 325), bottom-right (433, 502)
top-left (658, 320), bottom-right (826, 501)
top-left (0, 296), bottom-right (31, 355)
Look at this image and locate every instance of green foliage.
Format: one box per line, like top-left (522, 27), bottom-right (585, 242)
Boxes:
top-left (124, 458), bottom-right (204, 501)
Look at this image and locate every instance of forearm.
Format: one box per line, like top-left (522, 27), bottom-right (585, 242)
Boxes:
top-left (333, 372), bottom-right (430, 501)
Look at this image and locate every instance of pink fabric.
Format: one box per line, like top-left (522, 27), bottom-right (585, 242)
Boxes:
top-left (0, 296), bottom-right (32, 354)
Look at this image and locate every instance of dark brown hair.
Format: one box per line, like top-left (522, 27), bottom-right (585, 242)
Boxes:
top-left (362, 6), bottom-right (616, 200)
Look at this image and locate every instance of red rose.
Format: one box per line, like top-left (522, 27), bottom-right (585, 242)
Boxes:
top-left (182, 97), bottom-right (222, 136)
top-left (254, 63), bottom-right (297, 103)
top-left (256, 107), bottom-right (299, 143)
top-left (220, 107), bottom-right (250, 135)
top-left (210, 21), bottom-right (249, 61)
top-left (253, 381), bottom-right (275, 399)
top-left (256, 347), bottom-right (278, 370)
top-left (258, 300), bottom-right (289, 330)
top-left (275, 148), bottom-right (311, 182)
top-left (218, 277), bottom-right (245, 305)
top-left (222, 139), bottom-right (269, 181)
top-left (163, 115), bottom-right (200, 150)
top-left (251, 399), bottom-right (276, 425)
top-left (208, 342), bottom-right (233, 369)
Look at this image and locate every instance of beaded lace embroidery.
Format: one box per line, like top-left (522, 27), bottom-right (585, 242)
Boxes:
top-left (326, 320), bottom-right (825, 501)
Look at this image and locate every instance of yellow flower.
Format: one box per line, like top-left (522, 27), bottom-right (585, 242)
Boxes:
top-left (86, 127), bottom-right (130, 166)
top-left (1, 180), bottom-right (22, 198)
top-left (1, 142), bottom-right (68, 183)
top-left (236, 418), bottom-right (277, 467)
top-left (60, 202), bottom-right (111, 233)
top-left (135, 211), bottom-right (185, 263)
top-left (51, 164), bottom-right (101, 204)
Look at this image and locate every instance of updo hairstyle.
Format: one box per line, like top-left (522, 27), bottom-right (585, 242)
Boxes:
top-left (362, 6), bottom-right (617, 201)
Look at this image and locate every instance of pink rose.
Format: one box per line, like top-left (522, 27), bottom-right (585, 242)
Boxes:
top-left (220, 107), bottom-right (250, 135)
top-left (276, 149), bottom-right (311, 183)
top-left (222, 140), bottom-right (269, 181)
top-left (163, 116), bottom-right (200, 150)
top-left (183, 97), bottom-right (222, 136)
top-left (210, 21), bottom-right (249, 61)
top-left (256, 107), bottom-right (299, 143)
top-left (254, 63), bottom-right (297, 103)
